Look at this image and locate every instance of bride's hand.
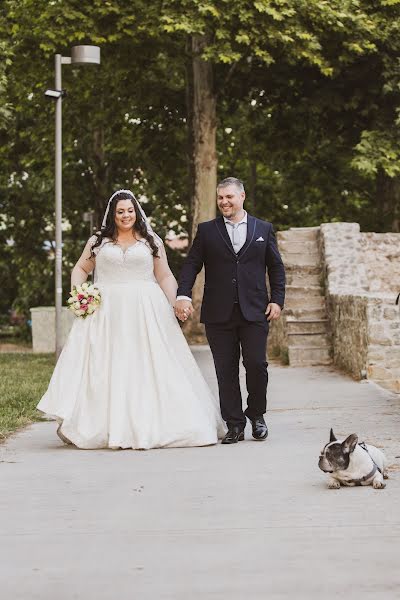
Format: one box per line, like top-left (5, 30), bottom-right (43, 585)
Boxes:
top-left (175, 300), bottom-right (193, 322)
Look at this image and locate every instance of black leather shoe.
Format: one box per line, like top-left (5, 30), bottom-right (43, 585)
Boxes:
top-left (247, 415), bottom-right (268, 440)
top-left (221, 426), bottom-right (245, 444)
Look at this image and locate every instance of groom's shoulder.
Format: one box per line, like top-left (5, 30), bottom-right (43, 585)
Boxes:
top-left (249, 214), bottom-right (273, 229)
top-left (197, 217), bottom-right (220, 231)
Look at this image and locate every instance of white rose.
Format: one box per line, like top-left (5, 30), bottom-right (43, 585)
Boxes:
top-left (81, 282), bottom-right (89, 290)
top-left (74, 302), bottom-right (80, 310)
top-left (76, 285), bottom-right (83, 294)
top-left (87, 305), bottom-right (95, 314)
top-left (81, 299), bottom-right (87, 304)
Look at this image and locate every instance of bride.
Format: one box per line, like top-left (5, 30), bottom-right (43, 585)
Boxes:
top-left (37, 189), bottom-right (225, 449)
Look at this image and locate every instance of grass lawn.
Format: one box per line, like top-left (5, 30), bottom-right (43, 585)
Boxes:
top-left (0, 353), bottom-right (55, 441)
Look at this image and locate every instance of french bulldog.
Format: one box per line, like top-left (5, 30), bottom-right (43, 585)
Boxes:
top-left (318, 429), bottom-right (388, 489)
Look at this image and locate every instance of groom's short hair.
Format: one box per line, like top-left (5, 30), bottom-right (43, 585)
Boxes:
top-left (217, 177), bottom-right (245, 194)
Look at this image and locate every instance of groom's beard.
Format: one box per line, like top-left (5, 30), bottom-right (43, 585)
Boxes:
top-left (218, 205), bottom-right (243, 220)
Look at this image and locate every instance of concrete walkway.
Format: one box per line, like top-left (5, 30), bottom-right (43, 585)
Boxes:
top-left (1, 348), bottom-right (399, 599)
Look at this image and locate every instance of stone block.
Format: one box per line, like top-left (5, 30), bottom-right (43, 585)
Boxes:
top-left (278, 241), bottom-right (319, 255)
top-left (285, 307), bottom-right (328, 320)
top-left (375, 379), bottom-right (400, 394)
top-left (31, 306), bottom-right (75, 353)
top-left (368, 325), bottom-right (391, 345)
top-left (287, 319), bottom-right (330, 335)
top-left (286, 285), bottom-right (323, 297)
top-left (384, 308), bottom-right (399, 320)
top-left (285, 296), bottom-right (326, 310)
top-left (367, 349), bottom-right (385, 362)
top-left (285, 271), bottom-right (322, 287)
top-left (288, 333), bottom-right (331, 348)
top-left (278, 228), bottom-right (319, 242)
top-left (289, 345), bottom-right (332, 366)
top-left (367, 365), bottom-right (392, 380)
top-left (282, 253), bottom-right (321, 268)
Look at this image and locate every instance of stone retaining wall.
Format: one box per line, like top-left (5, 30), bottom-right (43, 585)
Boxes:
top-left (360, 233), bottom-right (400, 293)
top-left (320, 223), bottom-right (400, 394)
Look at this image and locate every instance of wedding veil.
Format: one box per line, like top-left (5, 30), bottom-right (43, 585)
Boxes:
top-left (101, 189), bottom-right (163, 247)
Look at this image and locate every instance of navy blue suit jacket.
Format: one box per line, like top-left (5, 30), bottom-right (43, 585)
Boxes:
top-left (177, 215), bottom-right (286, 324)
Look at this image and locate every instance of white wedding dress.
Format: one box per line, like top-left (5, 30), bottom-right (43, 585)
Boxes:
top-left (37, 239), bottom-right (225, 449)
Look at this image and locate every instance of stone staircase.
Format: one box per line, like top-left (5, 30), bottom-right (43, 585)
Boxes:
top-left (277, 227), bottom-right (332, 366)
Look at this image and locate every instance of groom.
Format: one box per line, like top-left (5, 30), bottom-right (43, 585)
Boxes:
top-left (175, 177), bottom-right (285, 444)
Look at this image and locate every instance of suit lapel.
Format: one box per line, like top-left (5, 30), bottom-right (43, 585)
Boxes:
top-left (215, 217), bottom-right (237, 258)
top-left (237, 214), bottom-right (256, 259)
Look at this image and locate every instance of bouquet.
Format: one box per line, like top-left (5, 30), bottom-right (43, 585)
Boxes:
top-left (67, 282), bottom-right (101, 318)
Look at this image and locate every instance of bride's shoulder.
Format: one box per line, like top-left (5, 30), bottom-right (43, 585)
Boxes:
top-left (88, 234), bottom-right (98, 246)
top-left (87, 233), bottom-right (112, 255)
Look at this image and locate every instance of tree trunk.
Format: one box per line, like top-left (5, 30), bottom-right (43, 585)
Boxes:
top-left (376, 169), bottom-right (400, 232)
top-left (183, 33), bottom-right (217, 342)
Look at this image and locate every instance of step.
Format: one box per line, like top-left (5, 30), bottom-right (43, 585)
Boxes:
top-left (278, 240), bottom-right (319, 255)
top-left (285, 295), bottom-right (326, 310)
top-left (284, 264), bottom-right (322, 276)
top-left (281, 253), bottom-right (322, 268)
top-left (285, 271), bottom-right (323, 287)
top-left (287, 332), bottom-right (331, 348)
top-left (288, 346), bottom-right (332, 366)
top-left (278, 227), bottom-right (320, 242)
top-left (287, 319), bottom-right (330, 335)
top-left (286, 285), bottom-right (323, 297)
top-left (284, 307), bottom-right (328, 320)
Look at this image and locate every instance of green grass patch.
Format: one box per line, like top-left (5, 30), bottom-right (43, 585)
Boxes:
top-left (0, 353), bottom-right (55, 441)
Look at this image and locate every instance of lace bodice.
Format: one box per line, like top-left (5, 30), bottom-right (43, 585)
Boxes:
top-left (94, 239), bottom-right (157, 284)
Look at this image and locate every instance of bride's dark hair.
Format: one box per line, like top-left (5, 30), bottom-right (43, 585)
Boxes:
top-left (91, 191), bottom-right (160, 257)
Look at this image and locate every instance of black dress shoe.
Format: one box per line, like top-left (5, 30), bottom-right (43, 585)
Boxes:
top-left (247, 415), bottom-right (268, 440)
top-left (221, 426), bottom-right (245, 444)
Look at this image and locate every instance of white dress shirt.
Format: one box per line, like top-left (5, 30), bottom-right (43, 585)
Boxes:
top-left (223, 211), bottom-right (247, 253)
top-left (177, 211), bottom-right (248, 303)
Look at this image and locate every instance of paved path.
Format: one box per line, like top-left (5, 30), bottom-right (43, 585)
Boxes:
top-left (1, 348), bottom-right (399, 599)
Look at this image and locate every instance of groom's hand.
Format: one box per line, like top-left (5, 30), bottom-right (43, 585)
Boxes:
top-left (175, 299), bottom-right (194, 322)
top-left (265, 302), bottom-right (281, 321)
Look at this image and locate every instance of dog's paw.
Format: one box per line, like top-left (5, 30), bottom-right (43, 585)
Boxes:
top-left (373, 478), bottom-right (386, 489)
top-left (383, 470), bottom-right (389, 480)
top-left (327, 479), bottom-right (341, 489)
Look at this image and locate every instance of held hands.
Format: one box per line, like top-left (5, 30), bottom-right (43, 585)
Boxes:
top-left (265, 302), bottom-right (281, 321)
top-left (175, 299), bottom-right (194, 322)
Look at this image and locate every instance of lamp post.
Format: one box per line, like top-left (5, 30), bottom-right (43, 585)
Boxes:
top-left (47, 45), bottom-right (100, 358)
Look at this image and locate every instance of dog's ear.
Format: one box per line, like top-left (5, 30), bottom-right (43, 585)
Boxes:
top-left (329, 428), bottom-right (337, 442)
top-left (342, 434), bottom-right (358, 454)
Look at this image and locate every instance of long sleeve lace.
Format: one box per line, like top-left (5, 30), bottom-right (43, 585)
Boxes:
top-left (153, 244), bottom-right (178, 307)
top-left (70, 237), bottom-right (96, 288)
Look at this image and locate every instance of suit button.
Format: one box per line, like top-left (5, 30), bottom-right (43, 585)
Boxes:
top-left (232, 278), bottom-right (237, 284)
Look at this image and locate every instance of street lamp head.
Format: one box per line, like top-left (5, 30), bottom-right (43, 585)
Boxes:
top-left (44, 89), bottom-right (66, 99)
top-left (70, 45), bottom-right (100, 65)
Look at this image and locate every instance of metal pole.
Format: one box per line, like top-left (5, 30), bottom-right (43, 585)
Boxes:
top-left (55, 54), bottom-right (62, 359)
